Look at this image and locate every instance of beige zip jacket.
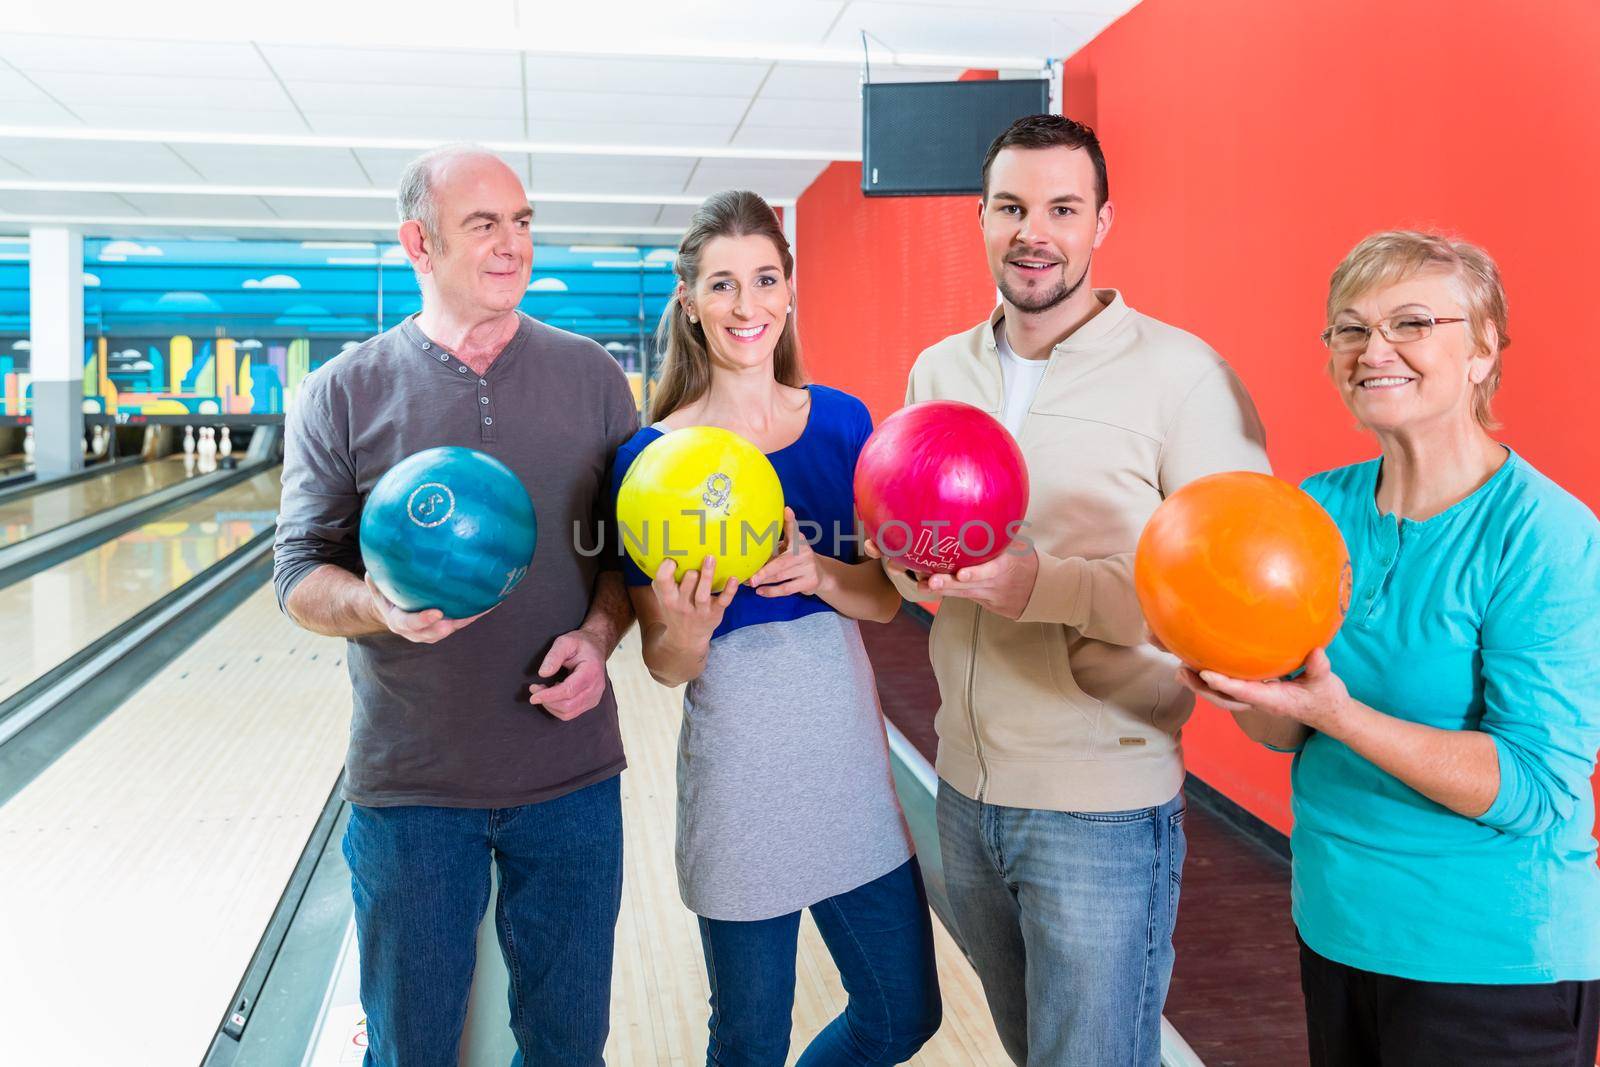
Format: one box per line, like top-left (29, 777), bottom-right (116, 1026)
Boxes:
top-left (893, 291), bottom-right (1270, 812)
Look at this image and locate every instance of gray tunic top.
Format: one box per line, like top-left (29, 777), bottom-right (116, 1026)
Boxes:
top-left (273, 313), bottom-right (639, 808)
top-left (676, 597), bottom-right (912, 921)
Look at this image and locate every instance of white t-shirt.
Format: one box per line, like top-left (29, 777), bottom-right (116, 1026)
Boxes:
top-left (996, 319), bottom-right (1050, 439)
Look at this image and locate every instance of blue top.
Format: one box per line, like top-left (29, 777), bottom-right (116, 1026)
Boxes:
top-left (1293, 449), bottom-right (1600, 983)
top-left (611, 384), bottom-right (875, 641)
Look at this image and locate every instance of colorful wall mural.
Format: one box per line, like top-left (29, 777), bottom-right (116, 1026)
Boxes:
top-left (0, 236), bottom-right (674, 418)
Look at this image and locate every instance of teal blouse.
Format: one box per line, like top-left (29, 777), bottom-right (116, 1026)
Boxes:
top-left (1293, 449), bottom-right (1600, 983)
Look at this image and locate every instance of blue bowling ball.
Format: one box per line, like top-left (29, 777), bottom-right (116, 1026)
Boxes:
top-left (359, 446), bottom-right (537, 620)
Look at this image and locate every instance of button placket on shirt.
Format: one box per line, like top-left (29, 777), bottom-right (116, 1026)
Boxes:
top-left (1359, 516), bottom-right (1402, 623)
top-left (420, 334), bottom-right (497, 442)
top-left (477, 368), bottom-right (497, 442)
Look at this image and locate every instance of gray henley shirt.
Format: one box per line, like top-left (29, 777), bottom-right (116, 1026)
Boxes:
top-left (273, 312), bottom-right (639, 807)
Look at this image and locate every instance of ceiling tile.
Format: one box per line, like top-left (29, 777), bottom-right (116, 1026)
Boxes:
top-left (257, 196), bottom-right (396, 222)
top-left (0, 67), bottom-right (51, 103)
top-left (258, 43), bottom-right (522, 88)
top-left (287, 81), bottom-right (524, 118)
top-left (525, 88), bottom-right (750, 127)
top-left (27, 71), bottom-right (287, 110)
top-left (115, 193), bottom-right (284, 219)
top-left (0, 139), bottom-right (206, 182)
top-left (304, 113), bottom-right (529, 140)
top-left (524, 119), bottom-right (739, 148)
top-left (0, 190), bottom-right (142, 215)
top-left (741, 96), bottom-right (859, 128)
top-left (0, 100), bottom-right (80, 125)
top-left (171, 144), bottom-right (375, 186)
top-left (0, 34), bottom-right (269, 78)
top-left (66, 106), bottom-right (311, 133)
top-left (763, 63), bottom-right (962, 101)
top-left (684, 159), bottom-right (828, 199)
top-left (521, 55), bottom-right (769, 97)
top-left (730, 126), bottom-right (856, 153)
top-left (822, 3), bottom-right (1102, 58)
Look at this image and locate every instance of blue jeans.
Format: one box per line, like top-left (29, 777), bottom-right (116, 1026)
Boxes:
top-left (936, 783), bottom-right (1186, 1067)
top-left (343, 776), bottom-right (624, 1067)
top-left (697, 858), bottom-right (943, 1066)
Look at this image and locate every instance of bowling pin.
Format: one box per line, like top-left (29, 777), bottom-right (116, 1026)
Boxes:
top-left (91, 425), bottom-right (108, 457)
top-left (182, 425), bottom-right (195, 455)
top-left (23, 425), bottom-right (35, 460)
top-left (197, 426), bottom-right (217, 473)
top-left (218, 426), bottom-right (233, 458)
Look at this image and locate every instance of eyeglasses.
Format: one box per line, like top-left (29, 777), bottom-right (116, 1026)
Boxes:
top-left (1320, 313), bottom-right (1466, 354)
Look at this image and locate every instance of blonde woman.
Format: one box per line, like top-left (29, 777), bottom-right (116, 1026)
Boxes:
top-left (1180, 231), bottom-right (1600, 1065)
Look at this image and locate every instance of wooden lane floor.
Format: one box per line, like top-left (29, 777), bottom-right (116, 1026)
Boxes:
top-left (0, 467), bottom-right (281, 701)
top-left (0, 586), bottom-right (352, 1067)
top-left (0, 603), bottom-right (1008, 1065)
top-left (604, 629), bottom-right (1011, 1066)
top-left (0, 455), bottom-right (204, 547)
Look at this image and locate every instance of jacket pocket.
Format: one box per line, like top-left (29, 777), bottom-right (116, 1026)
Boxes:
top-left (970, 619), bottom-right (1104, 757)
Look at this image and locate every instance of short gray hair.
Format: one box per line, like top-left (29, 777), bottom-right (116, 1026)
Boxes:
top-left (396, 143), bottom-right (502, 245)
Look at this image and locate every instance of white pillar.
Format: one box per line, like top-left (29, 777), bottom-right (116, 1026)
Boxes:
top-left (28, 227), bottom-right (84, 479)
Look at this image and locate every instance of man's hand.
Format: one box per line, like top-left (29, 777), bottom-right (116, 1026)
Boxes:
top-left (366, 574), bottom-right (490, 644)
top-left (922, 541), bottom-right (1040, 620)
top-left (528, 629), bottom-right (609, 721)
top-left (863, 537), bottom-right (940, 598)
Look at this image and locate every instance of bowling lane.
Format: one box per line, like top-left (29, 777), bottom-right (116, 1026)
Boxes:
top-left (0, 582), bottom-right (1011, 1067)
top-left (0, 586), bottom-right (352, 1067)
top-left (0, 456), bottom-right (204, 547)
top-left (0, 468), bottom-right (280, 701)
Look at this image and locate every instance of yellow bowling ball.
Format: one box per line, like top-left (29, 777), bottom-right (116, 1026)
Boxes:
top-left (617, 426), bottom-right (784, 591)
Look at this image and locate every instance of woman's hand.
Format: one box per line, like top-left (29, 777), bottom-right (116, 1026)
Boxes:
top-left (1175, 648), bottom-right (1352, 734)
top-left (748, 508), bottom-right (827, 598)
top-left (651, 554), bottom-right (738, 649)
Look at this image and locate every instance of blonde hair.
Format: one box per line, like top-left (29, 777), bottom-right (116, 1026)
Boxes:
top-left (649, 190), bottom-right (805, 422)
top-left (1326, 230), bottom-right (1509, 429)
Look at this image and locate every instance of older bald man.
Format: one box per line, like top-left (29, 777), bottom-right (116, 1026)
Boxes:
top-left (274, 145), bottom-right (639, 1065)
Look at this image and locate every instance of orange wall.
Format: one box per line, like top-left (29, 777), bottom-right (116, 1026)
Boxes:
top-left (797, 0), bottom-right (1600, 835)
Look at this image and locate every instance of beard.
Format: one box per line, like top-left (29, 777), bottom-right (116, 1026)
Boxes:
top-left (998, 253), bottom-right (1092, 313)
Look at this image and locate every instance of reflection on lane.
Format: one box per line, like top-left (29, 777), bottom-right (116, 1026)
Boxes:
top-left (0, 457), bottom-right (208, 547)
top-left (0, 468), bottom-right (281, 700)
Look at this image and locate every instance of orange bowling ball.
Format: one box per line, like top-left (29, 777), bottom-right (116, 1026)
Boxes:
top-left (1134, 471), bottom-right (1352, 681)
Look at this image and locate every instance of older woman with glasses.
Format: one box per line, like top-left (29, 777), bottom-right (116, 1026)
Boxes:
top-left (1178, 231), bottom-right (1600, 1065)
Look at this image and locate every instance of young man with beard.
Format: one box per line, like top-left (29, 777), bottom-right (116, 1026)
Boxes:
top-left (870, 115), bottom-right (1271, 1065)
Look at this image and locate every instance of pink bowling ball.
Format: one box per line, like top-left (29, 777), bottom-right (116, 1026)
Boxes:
top-left (854, 400), bottom-right (1030, 575)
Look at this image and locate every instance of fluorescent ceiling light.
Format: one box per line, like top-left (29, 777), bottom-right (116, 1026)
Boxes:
top-left (0, 179), bottom-right (793, 207)
top-left (0, 125), bottom-right (856, 163)
top-left (0, 213), bottom-right (684, 236)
